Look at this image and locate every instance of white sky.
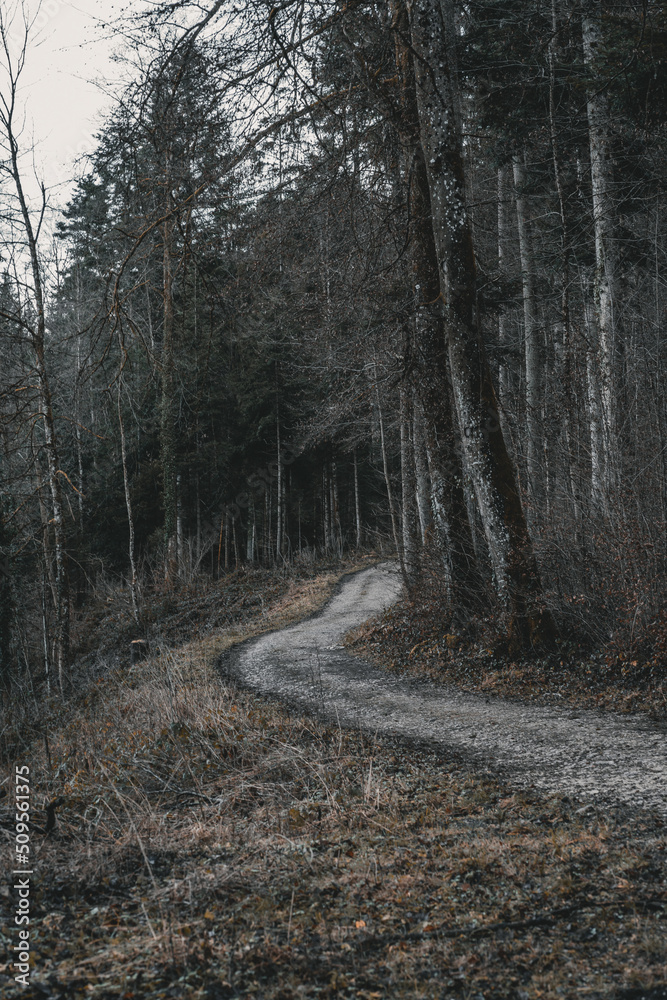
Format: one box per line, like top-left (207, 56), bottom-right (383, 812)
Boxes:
top-left (4, 1), bottom-right (135, 209)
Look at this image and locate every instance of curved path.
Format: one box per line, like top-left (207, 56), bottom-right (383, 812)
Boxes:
top-left (226, 563), bottom-right (667, 816)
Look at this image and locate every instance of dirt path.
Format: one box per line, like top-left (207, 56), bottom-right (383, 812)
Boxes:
top-left (227, 563), bottom-right (667, 815)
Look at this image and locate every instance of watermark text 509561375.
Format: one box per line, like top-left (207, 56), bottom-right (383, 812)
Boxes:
top-left (14, 765), bottom-right (32, 987)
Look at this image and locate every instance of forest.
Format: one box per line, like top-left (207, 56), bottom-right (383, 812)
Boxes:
top-left (2, 3), bottom-right (667, 998)
top-left (1, 0), bottom-right (666, 692)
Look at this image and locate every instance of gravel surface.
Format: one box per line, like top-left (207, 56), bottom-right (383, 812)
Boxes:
top-left (226, 562), bottom-right (667, 816)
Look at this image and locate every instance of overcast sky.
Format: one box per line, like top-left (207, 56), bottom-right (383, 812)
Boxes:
top-left (4, 1), bottom-right (133, 208)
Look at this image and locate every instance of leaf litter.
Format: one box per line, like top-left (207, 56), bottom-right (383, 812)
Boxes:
top-left (0, 562), bottom-right (665, 999)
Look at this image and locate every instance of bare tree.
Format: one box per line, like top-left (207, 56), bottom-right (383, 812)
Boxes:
top-left (512, 154), bottom-right (543, 506)
top-left (0, 4), bottom-right (69, 688)
top-left (582, 0), bottom-right (619, 496)
top-left (404, 0), bottom-right (554, 647)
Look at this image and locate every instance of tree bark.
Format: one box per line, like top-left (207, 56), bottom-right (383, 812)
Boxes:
top-left (176, 474), bottom-right (185, 575)
top-left (41, 574), bottom-right (51, 696)
top-left (74, 270), bottom-right (85, 537)
top-left (323, 464), bottom-right (332, 553)
top-left (161, 149), bottom-right (178, 585)
top-left (331, 459), bottom-right (342, 557)
top-left (393, 6), bottom-right (480, 609)
top-left (412, 396), bottom-right (433, 545)
top-left (232, 517), bottom-right (239, 569)
top-left (587, 344), bottom-right (605, 506)
top-left (512, 154), bottom-right (543, 505)
top-left (353, 449), bottom-right (362, 549)
top-left (405, 0), bottom-right (554, 647)
top-left (400, 387), bottom-right (419, 579)
top-left (548, 5), bottom-right (583, 548)
top-left (376, 386), bottom-right (409, 589)
top-left (276, 411), bottom-right (283, 560)
top-left (582, 2), bottom-right (618, 492)
top-left (409, 163), bottom-right (480, 605)
top-left (247, 501), bottom-right (256, 562)
top-left (117, 379), bottom-right (140, 623)
top-left (497, 165), bottom-right (511, 412)
top-left (6, 115), bottom-right (69, 686)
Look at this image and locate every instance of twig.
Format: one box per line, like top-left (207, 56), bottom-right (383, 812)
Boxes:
top-left (171, 790), bottom-right (214, 803)
top-left (140, 900), bottom-right (158, 940)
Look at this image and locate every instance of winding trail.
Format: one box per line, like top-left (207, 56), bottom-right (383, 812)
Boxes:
top-left (226, 563), bottom-right (667, 815)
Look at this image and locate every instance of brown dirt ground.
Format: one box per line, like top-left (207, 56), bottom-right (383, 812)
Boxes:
top-left (344, 595), bottom-right (667, 721)
top-left (1, 562), bottom-right (665, 999)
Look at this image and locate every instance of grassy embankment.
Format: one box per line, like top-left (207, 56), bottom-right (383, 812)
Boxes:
top-left (0, 559), bottom-right (665, 999)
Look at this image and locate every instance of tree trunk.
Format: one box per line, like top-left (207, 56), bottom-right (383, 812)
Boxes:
top-left (512, 154), bottom-right (543, 505)
top-left (118, 379), bottom-right (140, 623)
top-left (224, 516), bottom-right (230, 572)
top-left (323, 464), bottom-right (332, 553)
top-left (232, 517), bottom-right (239, 569)
top-left (548, 8), bottom-right (583, 549)
top-left (331, 459), bottom-right (342, 556)
top-left (247, 502), bottom-right (256, 562)
top-left (412, 397), bottom-right (433, 545)
top-left (353, 449), bottom-right (362, 549)
top-left (161, 149), bottom-right (178, 585)
top-left (497, 165), bottom-right (511, 412)
top-left (393, 12), bottom-right (480, 609)
top-left (33, 446), bottom-right (57, 613)
top-left (406, 0), bottom-right (554, 648)
top-left (8, 132), bottom-right (69, 686)
top-left (195, 468), bottom-right (202, 569)
top-left (41, 574), bottom-right (51, 696)
top-left (276, 406), bottom-right (283, 561)
top-left (376, 386), bottom-right (409, 589)
top-left (266, 488), bottom-right (272, 564)
top-left (587, 346), bottom-right (605, 507)
top-left (74, 271), bottom-right (85, 537)
top-left (400, 387), bottom-right (419, 579)
top-left (298, 498), bottom-right (302, 554)
top-left (582, 3), bottom-right (618, 491)
top-left (176, 474), bottom-right (184, 577)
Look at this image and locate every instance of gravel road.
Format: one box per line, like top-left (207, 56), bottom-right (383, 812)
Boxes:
top-left (225, 563), bottom-right (667, 815)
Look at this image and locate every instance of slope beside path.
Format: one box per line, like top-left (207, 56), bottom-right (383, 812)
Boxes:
top-left (227, 562), bottom-right (667, 815)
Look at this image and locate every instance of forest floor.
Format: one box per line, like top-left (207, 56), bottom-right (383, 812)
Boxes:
top-left (228, 564), bottom-right (667, 816)
top-left (0, 559), bottom-right (665, 999)
top-left (345, 586), bottom-right (667, 722)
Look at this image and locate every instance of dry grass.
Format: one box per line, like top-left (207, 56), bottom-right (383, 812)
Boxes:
top-left (2, 559), bottom-right (364, 766)
top-left (1, 563), bottom-right (666, 999)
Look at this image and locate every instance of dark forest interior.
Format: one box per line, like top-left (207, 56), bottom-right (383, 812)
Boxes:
top-left (3, 0), bottom-right (667, 691)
